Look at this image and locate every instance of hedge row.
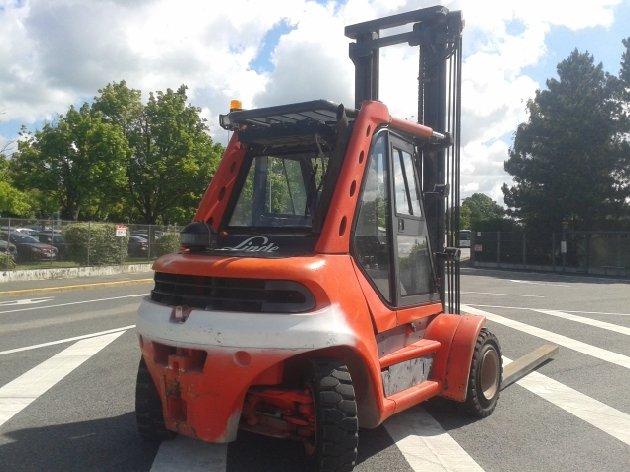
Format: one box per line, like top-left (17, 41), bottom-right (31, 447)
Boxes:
top-left (63, 223), bottom-right (129, 265)
top-left (153, 232), bottom-right (181, 257)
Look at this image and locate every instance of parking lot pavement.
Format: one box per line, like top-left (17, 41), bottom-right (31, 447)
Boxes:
top-left (1, 269), bottom-right (629, 471)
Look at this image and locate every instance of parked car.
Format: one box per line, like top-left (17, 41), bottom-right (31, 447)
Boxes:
top-left (0, 238), bottom-right (18, 259)
top-left (128, 235), bottom-right (149, 257)
top-left (38, 232), bottom-right (67, 259)
top-left (14, 227), bottom-right (40, 237)
top-left (1, 233), bottom-right (58, 262)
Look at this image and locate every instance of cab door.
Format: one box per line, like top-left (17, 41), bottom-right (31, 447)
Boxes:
top-left (388, 135), bottom-right (440, 317)
top-left (352, 130), bottom-right (440, 332)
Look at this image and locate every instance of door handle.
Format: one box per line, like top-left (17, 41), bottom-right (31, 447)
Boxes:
top-left (398, 219), bottom-right (405, 232)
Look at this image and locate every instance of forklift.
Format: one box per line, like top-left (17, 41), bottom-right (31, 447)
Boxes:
top-left (135, 6), bottom-right (556, 471)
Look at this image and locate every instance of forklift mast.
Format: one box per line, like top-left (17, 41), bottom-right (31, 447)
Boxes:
top-left (345, 5), bottom-right (463, 314)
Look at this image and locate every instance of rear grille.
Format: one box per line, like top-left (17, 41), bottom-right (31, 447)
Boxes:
top-left (151, 272), bottom-right (315, 313)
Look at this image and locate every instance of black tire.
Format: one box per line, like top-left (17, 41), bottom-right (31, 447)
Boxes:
top-left (309, 359), bottom-right (359, 472)
top-left (462, 328), bottom-right (503, 418)
top-left (461, 328), bottom-right (502, 417)
top-left (135, 357), bottom-right (175, 442)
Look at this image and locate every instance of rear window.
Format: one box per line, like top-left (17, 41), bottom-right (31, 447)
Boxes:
top-left (228, 153), bottom-right (329, 229)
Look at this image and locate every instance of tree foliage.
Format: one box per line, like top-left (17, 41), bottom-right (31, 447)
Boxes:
top-left (8, 81), bottom-right (223, 224)
top-left (503, 46), bottom-right (630, 233)
top-left (0, 154), bottom-right (33, 217)
top-left (460, 193), bottom-right (510, 231)
top-left (10, 105), bottom-right (128, 220)
top-left (93, 82), bottom-right (222, 224)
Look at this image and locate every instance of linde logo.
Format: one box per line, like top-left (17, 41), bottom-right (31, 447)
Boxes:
top-left (218, 236), bottom-right (279, 253)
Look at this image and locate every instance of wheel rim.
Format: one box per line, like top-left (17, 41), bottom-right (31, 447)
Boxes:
top-left (480, 348), bottom-right (500, 401)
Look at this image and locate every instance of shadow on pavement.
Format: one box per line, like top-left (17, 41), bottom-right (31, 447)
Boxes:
top-left (1, 404), bottom-right (485, 471)
top-left (0, 412), bottom-right (158, 472)
top-left (461, 266), bottom-right (630, 285)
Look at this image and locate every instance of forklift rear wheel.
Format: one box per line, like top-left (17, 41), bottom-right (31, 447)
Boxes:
top-left (308, 359), bottom-right (359, 472)
top-left (135, 357), bottom-right (175, 442)
top-left (461, 328), bottom-right (502, 417)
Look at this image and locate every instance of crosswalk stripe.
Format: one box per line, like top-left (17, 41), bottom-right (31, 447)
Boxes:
top-left (0, 331), bottom-right (126, 428)
top-left (0, 325), bottom-right (135, 355)
top-left (464, 303), bottom-right (630, 317)
top-left (385, 407), bottom-right (484, 472)
top-left (504, 356), bottom-right (630, 446)
top-left (462, 304), bottom-right (630, 370)
top-left (533, 309), bottom-right (630, 336)
top-left (150, 436), bottom-right (227, 472)
top-left (0, 294), bottom-right (144, 315)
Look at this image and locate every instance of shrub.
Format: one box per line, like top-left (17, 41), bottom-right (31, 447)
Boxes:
top-left (153, 231), bottom-right (181, 257)
top-left (1, 252), bottom-right (16, 271)
top-left (63, 223), bottom-right (129, 265)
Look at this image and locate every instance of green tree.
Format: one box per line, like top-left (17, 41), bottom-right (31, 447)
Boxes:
top-left (0, 154), bottom-right (32, 217)
top-left (502, 49), bottom-right (628, 233)
top-left (10, 105), bottom-right (128, 220)
top-left (93, 82), bottom-right (223, 224)
top-left (460, 193), bottom-right (507, 231)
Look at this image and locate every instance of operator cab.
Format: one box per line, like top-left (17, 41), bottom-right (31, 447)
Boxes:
top-left (215, 100), bottom-right (353, 256)
top-left (208, 99), bottom-right (441, 307)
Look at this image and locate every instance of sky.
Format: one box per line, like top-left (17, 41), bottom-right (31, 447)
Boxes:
top-left (1, 0), bottom-right (629, 203)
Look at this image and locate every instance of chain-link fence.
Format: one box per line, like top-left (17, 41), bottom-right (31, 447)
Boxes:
top-left (1, 217), bottom-right (182, 272)
top-left (471, 231), bottom-right (630, 277)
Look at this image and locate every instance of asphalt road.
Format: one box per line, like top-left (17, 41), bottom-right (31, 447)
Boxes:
top-left (1, 268), bottom-right (629, 471)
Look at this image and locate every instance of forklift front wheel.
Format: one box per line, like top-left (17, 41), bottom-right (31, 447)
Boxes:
top-left (135, 357), bottom-right (176, 442)
top-left (307, 359), bottom-right (359, 472)
top-left (461, 328), bottom-right (502, 418)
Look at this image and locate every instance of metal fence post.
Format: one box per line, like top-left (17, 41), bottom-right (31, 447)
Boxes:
top-left (87, 221), bottom-right (91, 266)
top-left (49, 219), bottom-right (54, 268)
top-left (561, 228), bottom-right (567, 272)
top-left (552, 233), bottom-right (556, 272)
top-left (586, 233), bottom-right (591, 274)
top-left (6, 218), bottom-right (11, 271)
top-left (148, 225), bottom-right (152, 262)
top-left (496, 231), bottom-right (501, 264)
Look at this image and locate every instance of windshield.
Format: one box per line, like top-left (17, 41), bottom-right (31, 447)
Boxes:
top-left (8, 234), bottom-right (39, 243)
top-left (228, 153), bottom-right (329, 229)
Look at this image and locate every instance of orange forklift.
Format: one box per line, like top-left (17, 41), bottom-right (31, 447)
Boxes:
top-left (135, 6), bottom-right (553, 471)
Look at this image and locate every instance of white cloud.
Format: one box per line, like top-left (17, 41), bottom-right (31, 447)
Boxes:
top-left (0, 0), bottom-right (623, 203)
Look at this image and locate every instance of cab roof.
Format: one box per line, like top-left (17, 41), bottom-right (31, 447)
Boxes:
top-left (219, 100), bottom-right (357, 132)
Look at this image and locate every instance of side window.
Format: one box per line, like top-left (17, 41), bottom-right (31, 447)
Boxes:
top-left (354, 134), bottom-right (392, 302)
top-left (392, 147), bottom-right (421, 217)
top-left (390, 139), bottom-right (435, 305)
top-left (401, 150), bottom-right (421, 216)
top-left (397, 235), bottom-right (432, 296)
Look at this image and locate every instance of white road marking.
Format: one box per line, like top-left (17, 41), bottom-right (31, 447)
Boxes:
top-left (385, 407), bottom-right (484, 472)
top-left (504, 356), bottom-right (630, 446)
top-left (150, 436), bottom-right (227, 472)
top-left (461, 291), bottom-right (544, 298)
top-left (509, 279), bottom-right (570, 288)
top-left (534, 309), bottom-right (630, 336)
top-left (0, 331), bottom-right (125, 428)
top-left (462, 291), bottom-right (508, 296)
top-left (0, 294), bottom-right (144, 315)
top-left (466, 303), bottom-right (630, 317)
top-left (0, 297), bottom-right (54, 306)
top-left (462, 304), bottom-right (630, 370)
top-left (0, 325), bottom-right (135, 355)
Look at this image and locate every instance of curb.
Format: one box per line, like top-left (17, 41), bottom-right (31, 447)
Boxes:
top-left (0, 278), bottom-right (154, 297)
top-left (0, 263), bottom-right (154, 284)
